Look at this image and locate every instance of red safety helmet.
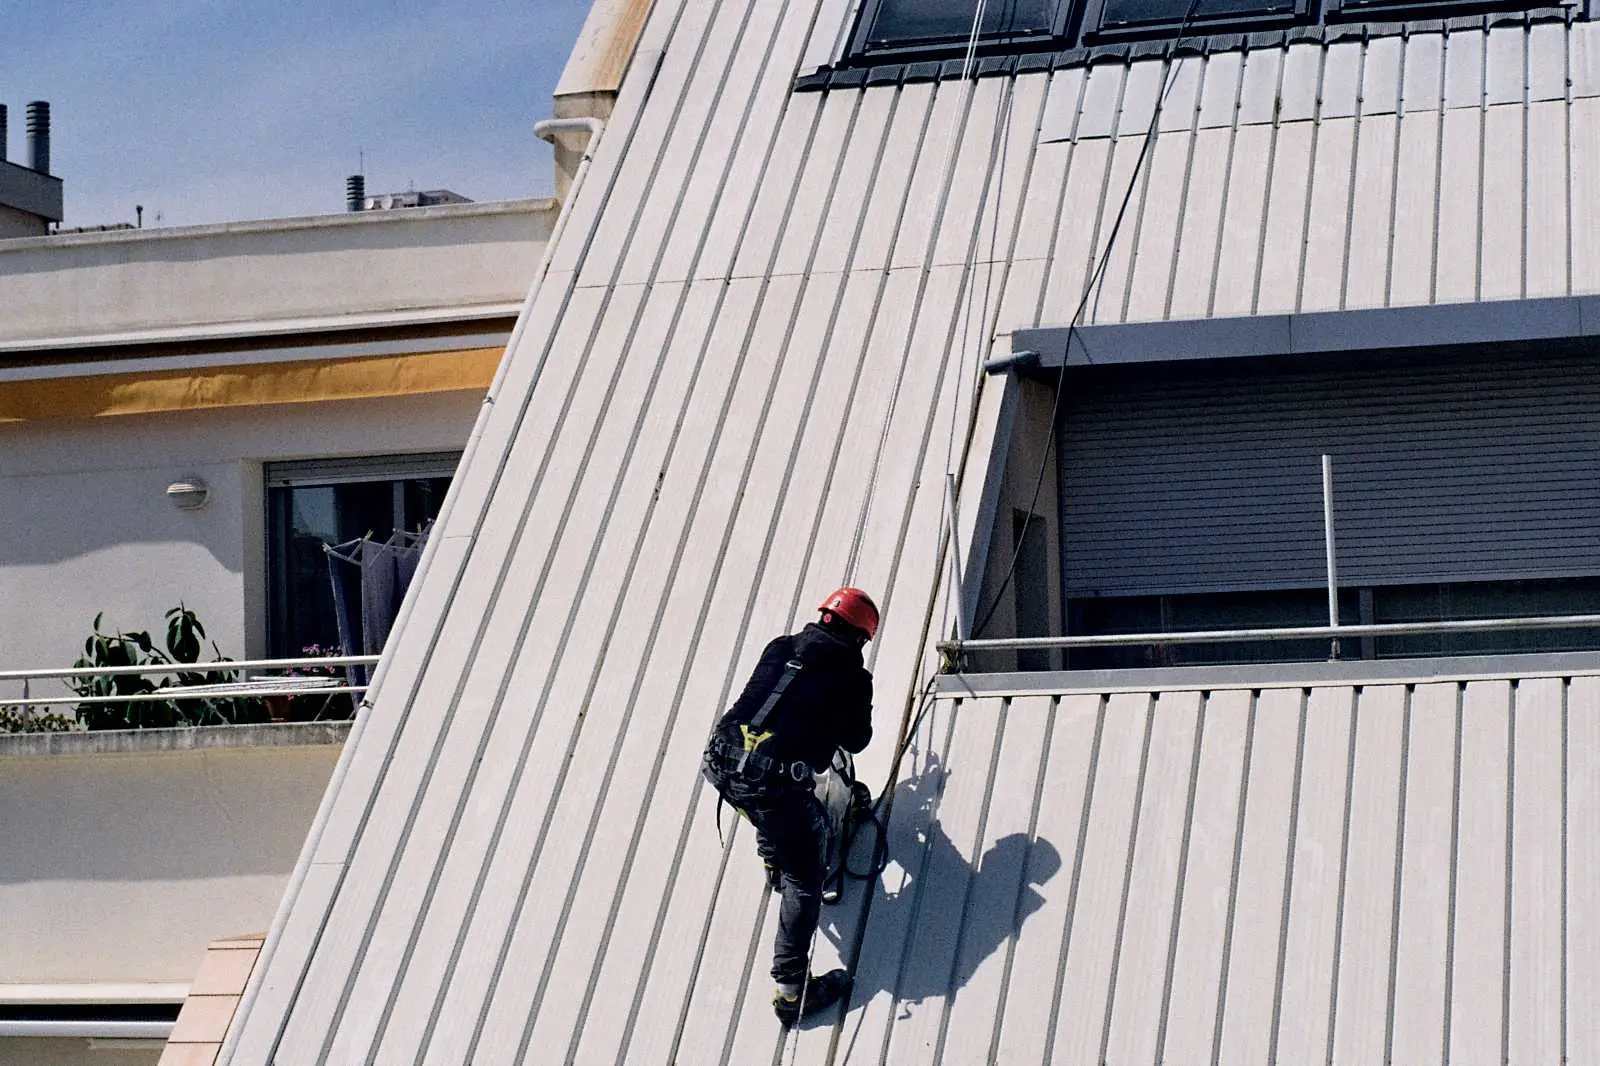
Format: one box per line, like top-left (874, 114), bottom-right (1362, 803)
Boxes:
top-left (817, 586), bottom-right (880, 640)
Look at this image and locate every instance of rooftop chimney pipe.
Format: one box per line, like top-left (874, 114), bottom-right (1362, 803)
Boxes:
top-left (26, 101), bottom-right (49, 175)
top-left (346, 174), bottom-right (365, 212)
top-left (0, 105), bottom-right (7, 164)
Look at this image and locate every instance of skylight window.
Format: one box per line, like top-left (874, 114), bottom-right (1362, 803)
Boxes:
top-left (848, 0), bottom-right (1073, 61)
top-left (840, 0), bottom-right (1549, 66)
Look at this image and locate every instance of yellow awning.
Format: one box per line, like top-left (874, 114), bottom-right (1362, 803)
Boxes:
top-left (0, 347), bottom-right (502, 422)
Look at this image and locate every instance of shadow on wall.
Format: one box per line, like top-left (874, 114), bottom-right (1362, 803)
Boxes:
top-left (817, 753), bottom-right (1061, 1032)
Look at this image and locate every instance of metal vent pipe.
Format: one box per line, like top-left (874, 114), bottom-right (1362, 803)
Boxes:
top-left (345, 174), bottom-right (364, 212)
top-left (0, 105), bottom-right (7, 164)
top-left (25, 101), bottom-right (49, 174)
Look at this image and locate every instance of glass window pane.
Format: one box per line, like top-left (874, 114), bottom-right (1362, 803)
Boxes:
top-left (867, 0), bottom-right (1055, 46)
top-left (268, 473), bottom-right (453, 657)
top-left (1097, 0), bottom-right (1295, 28)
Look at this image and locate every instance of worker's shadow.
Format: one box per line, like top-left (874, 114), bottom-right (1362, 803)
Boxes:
top-left (817, 752), bottom-right (1062, 1021)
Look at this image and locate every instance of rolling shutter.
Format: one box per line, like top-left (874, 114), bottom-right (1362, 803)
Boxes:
top-left (1059, 342), bottom-right (1600, 597)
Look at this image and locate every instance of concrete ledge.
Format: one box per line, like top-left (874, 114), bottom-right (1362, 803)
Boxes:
top-left (0, 721), bottom-right (351, 758)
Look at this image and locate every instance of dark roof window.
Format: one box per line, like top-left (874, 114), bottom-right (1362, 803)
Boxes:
top-left (848, 0), bottom-right (1075, 62)
top-left (1088, 0), bottom-right (1303, 36)
top-left (839, 0), bottom-right (1561, 66)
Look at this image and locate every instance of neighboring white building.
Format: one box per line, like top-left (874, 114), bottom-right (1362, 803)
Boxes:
top-left (0, 196), bottom-right (555, 675)
top-left (0, 135), bottom-right (559, 1064)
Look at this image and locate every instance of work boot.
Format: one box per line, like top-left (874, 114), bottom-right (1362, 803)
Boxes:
top-left (772, 969), bottom-right (852, 1026)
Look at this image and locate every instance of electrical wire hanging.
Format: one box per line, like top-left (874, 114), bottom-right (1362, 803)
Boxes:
top-left (968, 0), bottom-right (1210, 643)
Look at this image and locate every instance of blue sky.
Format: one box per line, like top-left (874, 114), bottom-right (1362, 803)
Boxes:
top-left (0, 0), bottom-right (591, 228)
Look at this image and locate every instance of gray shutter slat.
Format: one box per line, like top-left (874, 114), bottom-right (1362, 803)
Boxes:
top-left (1060, 345), bottom-right (1600, 596)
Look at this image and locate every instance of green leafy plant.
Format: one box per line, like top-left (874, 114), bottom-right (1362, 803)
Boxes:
top-left (0, 704), bottom-right (78, 733)
top-left (68, 606), bottom-right (269, 729)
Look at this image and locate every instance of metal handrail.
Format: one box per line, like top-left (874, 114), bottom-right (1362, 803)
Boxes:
top-left (0, 655), bottom-right (380, 683)
top-left (9, 684), bottom-right (369, 709)
top-left (938, 612), bottom-right (1600, 654)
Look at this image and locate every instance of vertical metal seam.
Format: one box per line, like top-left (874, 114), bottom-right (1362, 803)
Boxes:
top-left (624, 99), bottom-right (838, 1066)
top-left (1501, 680), bottom-right (1517, 1066)
top-left (1523, 25), bottom-right (1533, 298)
top-left (1040, 693), bottom-right (1109, 1065)
top-left (987, 693), bottom-right (1062, 1062)
top-left (1249, 50), bottom-right (1291, 314)
top-left (665, 84), bottom-right (873, 1066)
top-left (561, 52), bottom-right (819, 1064)
top-left (1116, 61), bottom-right (1171, 321)
top-left (1082, 67), bottom-right (1134, 322)
top-left (1475, 28), bottom-right (1489, 300)
top-left (1323, 685), bottom-right (1362, 1066)
top-left (1383, 39), bottom-right (1408, 306)
top-left (1428, 33), bottom-right (1449, 303)
top-left (1381, 684), bottom-right (1414, 1065)
top-left (1337, 41), bottom-right (1370, 310)
top-left (1565, 19), bottom-right (1575, 296)
top-left (1560, 675), bottom-right (1569, 1065)
top-left (767, 82), bottom-right (918, 635)
top-left (1162, 57), bottom-right (1209, 320)
top-left (1293, 44), bottom-right (1331, 313)
top-left (1203, 49), bottom-right (1241, 315)
top-left (930, 696), bottom-right (1014, 1064)
top-left (1031, 71), bottom-right (1093, 328)
top-left (1267, 688), bottom-right (1312, 1063)
top-left (1210, 688), bottom-right (1261, 1066)
top-left (1098, 693), bottom-right (1159, 1066)
top-left (874, 701), bottom-right (966, 1066)
top-left (1440, 681), bottom-right (1466, 1061)
top-left (1154, 690), bottom-right (1213, 1063)
top-left (539, 9), bottom-right (837, 1060)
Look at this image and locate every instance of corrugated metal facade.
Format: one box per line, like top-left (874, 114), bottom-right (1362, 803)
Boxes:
top-left (1060, 343), bottom-right (1600, 596)
top-left (223, 0), bottom-right (1600, 1061)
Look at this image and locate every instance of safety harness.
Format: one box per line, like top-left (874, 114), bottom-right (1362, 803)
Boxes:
top-left (709, 658), bottom-right (808, 845)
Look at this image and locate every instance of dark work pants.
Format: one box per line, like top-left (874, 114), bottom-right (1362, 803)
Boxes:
top-left (743, 789), bottom-right (829, 985)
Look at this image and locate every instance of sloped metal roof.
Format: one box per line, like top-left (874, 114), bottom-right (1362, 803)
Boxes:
top-left (222, 0), bottom-right (1600, 1061)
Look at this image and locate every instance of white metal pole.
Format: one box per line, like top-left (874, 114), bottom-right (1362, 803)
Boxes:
top-left (946, 473), bottom-right (967, 643)
top-left (1323, 454), bottom-right (1340, 658)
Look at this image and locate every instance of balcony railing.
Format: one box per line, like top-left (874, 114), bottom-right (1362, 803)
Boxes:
top-left (0, 655), bottom-right (381, 711)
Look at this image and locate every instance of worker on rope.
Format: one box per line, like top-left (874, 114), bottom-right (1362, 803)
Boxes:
top-left (701, 586), bottom-right (878, 1026)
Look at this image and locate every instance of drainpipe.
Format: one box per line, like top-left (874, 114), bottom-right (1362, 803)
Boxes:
top-left (535, 116), bottom-right (605, 202)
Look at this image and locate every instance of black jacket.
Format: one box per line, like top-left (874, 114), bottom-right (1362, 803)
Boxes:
top-left (717, 622), bottom-right (873, 774)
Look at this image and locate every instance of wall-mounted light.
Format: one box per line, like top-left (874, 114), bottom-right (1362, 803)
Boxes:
top-left (165, 478), bottom-right (210, 511)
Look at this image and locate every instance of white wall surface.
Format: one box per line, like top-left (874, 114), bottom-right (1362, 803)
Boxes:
top-left (0, 200), bottom-right (554, 345)
top-left (0, 736), bottom-right (339, 987)
top-left (0, 391), bottom-right (480, 679)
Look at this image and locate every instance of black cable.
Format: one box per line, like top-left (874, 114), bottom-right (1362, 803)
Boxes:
top-left (969, 0), bottom-right (1209, 642)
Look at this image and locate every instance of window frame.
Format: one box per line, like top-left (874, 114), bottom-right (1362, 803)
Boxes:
top-left (1078, 0), bottom-right (1308, 42)
top-left (264, 451), bottom-right (461, 659)
top-left (844, 0), bottom-right (1078, 65)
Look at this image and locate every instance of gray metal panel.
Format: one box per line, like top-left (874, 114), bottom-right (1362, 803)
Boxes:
top-left (1362, 35), bottom-right (1403, 116)
top-left (1237, 46), bottom-right (1284, 125)
top-left (1402, 33), bottom-right (1445, 113)
top-left (1199, 51), bottom-right (1243, 128)
top-left (1060, 345), bottom-right (1600, 596)
top-left (1445, 28), bottom-right (1487, 108)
